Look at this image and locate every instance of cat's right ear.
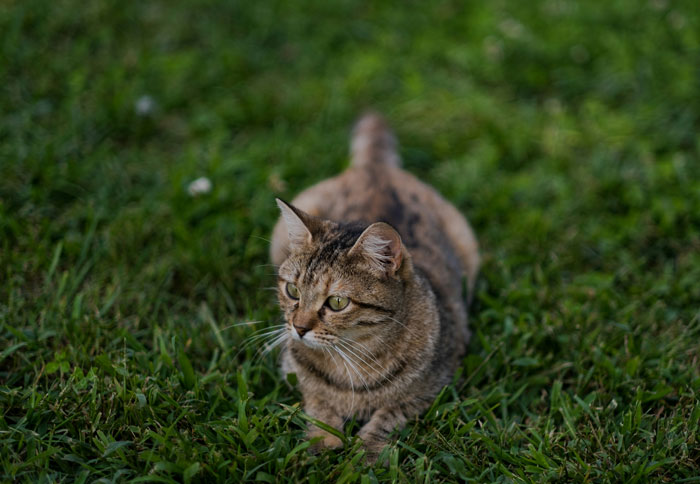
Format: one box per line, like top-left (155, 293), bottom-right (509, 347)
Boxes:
top-left (276, 198), bottom-right (316, 250)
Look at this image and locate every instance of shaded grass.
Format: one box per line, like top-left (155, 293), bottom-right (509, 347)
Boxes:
top-left (1, 0), bottom-right (699, 481)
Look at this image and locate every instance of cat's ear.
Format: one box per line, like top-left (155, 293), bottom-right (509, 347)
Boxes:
top-left (276, 198), bottom-right (316, 250)
top-left (349, 222), bottom-right (403, 275)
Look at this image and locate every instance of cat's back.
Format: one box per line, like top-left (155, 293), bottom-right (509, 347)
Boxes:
top-left (326, 164), bottom-right (465, 290)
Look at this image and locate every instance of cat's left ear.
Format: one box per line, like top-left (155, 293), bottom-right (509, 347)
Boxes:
top-left (276, 198), bottom-right (318, 250)
top-left (349, 222), bottom-right (403, 275)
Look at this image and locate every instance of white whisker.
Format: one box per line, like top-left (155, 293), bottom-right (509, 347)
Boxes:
top-left (241, 326), bottom-right (286, 343)
top-left (323, 345), bottom-right (342, 373)
top-left (334, 346), bottom-right (356, 416)
top-left (235, 326), bottom-right (287, 359)
top-left (334, 344), bottom-right (370, 393)
top-left (384, 315), bottom-right (409, 330)
top-left (324, 346), bottom-right (353, 425)
top-left (248, 331), bottom-right (289, 363)
top-left (220, 320), bottom-right (268, 330)
top-left (248, 323), bottom-right (286, 334)
top-left (339, 337), bottom-right (386, 369)
top-left (261, 332), bottom-right (288, 356)
top-left (336, 339), bottom-right (392, 386)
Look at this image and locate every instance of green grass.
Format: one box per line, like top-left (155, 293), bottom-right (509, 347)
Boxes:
top-left (1, 0), bottom-right (699, 481)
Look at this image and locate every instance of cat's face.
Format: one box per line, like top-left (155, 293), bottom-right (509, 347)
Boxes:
top-left (275, 200), bottom-right (405, 349)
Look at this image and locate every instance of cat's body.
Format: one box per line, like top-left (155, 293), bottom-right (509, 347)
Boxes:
top-left (270, 113), bottom-right (479, 461)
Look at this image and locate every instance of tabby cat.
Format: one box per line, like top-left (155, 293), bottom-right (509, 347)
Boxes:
top-left (270, 113), bottom-right (479, 462)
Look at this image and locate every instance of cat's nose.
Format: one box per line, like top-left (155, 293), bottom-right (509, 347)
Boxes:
top-left (293, 324), bottom-right (311, 337)
top-left (292, 314), bottom-right (316, 338)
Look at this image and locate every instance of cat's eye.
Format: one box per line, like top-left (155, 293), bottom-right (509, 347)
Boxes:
top-left (327, 295), bottom-right (349, 311)
top-left (286, 282), bottom-right (300, 300)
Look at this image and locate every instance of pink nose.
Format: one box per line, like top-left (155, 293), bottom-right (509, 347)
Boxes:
top-left (293, 324), bottom-right (311, 337)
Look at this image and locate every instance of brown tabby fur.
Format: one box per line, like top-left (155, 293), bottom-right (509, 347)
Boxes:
top-left (270, 113), bottom-right (479, 462)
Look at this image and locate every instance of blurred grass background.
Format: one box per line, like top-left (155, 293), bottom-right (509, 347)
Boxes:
top-left (1, 0), bottom-right (699, 481)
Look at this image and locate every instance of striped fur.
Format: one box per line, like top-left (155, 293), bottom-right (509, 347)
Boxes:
top-left (270, 113), bottom-right (480, 463)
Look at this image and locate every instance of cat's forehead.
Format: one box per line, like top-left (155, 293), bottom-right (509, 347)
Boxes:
top-left (282, 223), bottom-right (364, 271)
top-left (279, 253), bottom-right (352, 294)
top-left (279, 228), bottom-right (367, 285)
top-left (281, 248), bottom-right (347, 282)
top-left (302, 267), bottom-right (348, 294)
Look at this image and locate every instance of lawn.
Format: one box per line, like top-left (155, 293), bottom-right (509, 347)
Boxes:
top-left (1, 0), bottom-right (699, 482)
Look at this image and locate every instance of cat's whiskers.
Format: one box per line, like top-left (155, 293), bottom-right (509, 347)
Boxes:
top-left (336, 339), bottom-right (392, 386)
top-left (236, 325), bottom-right (287, 359)
top-left (323, 346), bottom-right (355, 425)
top-left (383, 314), bottom-right (422, 339)
top-left (345, 338), bottom-right (383, 365)
top-left (337, 337), bottom-right (393, 385)
top-left (240, 332), bottom-right (285, 357)
top-left (332, 346), bottom-right (356, 416)
top-left (383, 315), bottom-right (408, 330)
top-left (334, 344), bottom-right (371, 393)
top-left (336, 340), bottom-right (376, 385)
top-left (220, 320), bottom-right (268, 331)
top-left (323, 345), bottom-right (341, 373)
top-left (237, 329), bottom-right (285, 353)
top-left (241, 324), bottom-right (287, 341)
top-left (261, 332), bottom-right (289, 357)
top-left (252, 235), bottom-right (273, 244)
top-left (338, 336), bottom-right (383, 366)
top-left (249, 329), bottom-right (289, 363)
top-left (255, 262), bottom-right (279, 269)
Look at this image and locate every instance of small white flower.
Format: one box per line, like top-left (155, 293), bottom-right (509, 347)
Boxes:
top-left (499, 18), bottom-right (525, 39)
top-left (668, 11), bottom-right (686, 30)
top-left (544, 98), bottom-right (563, 115)
top-left (187, 177), bottom-right (212, 197)
top-left (483, 36), bottom-right (504, 61)
top-left (135, 95), bottom-right (155, 116)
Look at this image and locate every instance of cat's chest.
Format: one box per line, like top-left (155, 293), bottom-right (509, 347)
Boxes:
top-left (282, 343), bottom-right (402, 406)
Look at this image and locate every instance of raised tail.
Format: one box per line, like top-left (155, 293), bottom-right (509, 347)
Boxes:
top-left (350, 112), bottom-right (401, 168)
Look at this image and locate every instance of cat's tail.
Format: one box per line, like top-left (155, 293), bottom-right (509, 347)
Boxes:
top-left (350, 112), bottom-right (401, 168)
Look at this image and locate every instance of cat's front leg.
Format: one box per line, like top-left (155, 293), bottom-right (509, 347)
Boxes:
top-left (304, 396), bottom-right (344, 452)
top-left (358, 406), bottom-right (408, 464)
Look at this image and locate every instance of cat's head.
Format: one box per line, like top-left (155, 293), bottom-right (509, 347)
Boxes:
top-left (275, 199), bottom-right (409, 349)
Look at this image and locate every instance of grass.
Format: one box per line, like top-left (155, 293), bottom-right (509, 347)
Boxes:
top-left (1, 0), bottom-right (699, 481)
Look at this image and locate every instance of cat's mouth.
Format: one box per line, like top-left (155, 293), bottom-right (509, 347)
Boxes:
top-left (290, 328), bottom-right (332, 349)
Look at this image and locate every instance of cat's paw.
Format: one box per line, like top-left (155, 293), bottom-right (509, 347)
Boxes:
top-left (361, 439), bottom-right (390, 466)
top-left (307, 430), bottom-right (343, 454)
top-left (358, 432), bottom-right (390, 465)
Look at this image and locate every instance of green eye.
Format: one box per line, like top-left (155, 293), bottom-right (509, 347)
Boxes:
top-left (327, 295), bottom-right (349, 311)
top-left (286, 282), bottom-right (300, 300)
